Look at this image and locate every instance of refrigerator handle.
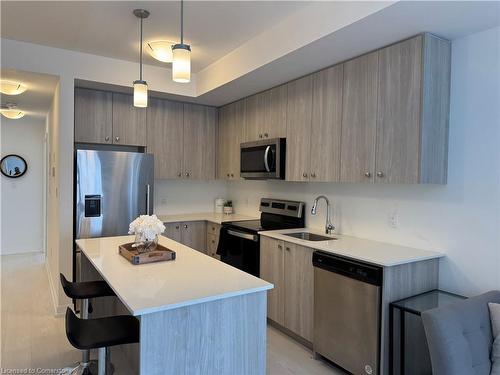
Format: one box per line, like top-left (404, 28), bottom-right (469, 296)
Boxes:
top-left (146, 184), bottom-right (151, 215)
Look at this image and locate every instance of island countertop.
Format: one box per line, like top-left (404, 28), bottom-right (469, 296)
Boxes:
top-left (76, 235), bottom-right (273, 316)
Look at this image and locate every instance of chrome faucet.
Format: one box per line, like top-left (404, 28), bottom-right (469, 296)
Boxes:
top-left (311, 195), bottom-right (335, 235)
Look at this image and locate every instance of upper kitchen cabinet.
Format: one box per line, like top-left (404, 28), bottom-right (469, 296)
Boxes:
top-left (218, 100), bottom-right (244, 180)
top-left (183, 103), bottom-right (217, 180)
top-left (112, 93), bottom-right (146, 146)
top-left (340, 51), bottom-right (379, 183)
top-left (146, 98), bottom-right (184, 179)
top-left (310, 64), bottom-right (343, 182)
top-left (74, 88), bottom-right (146, 146)
top-left (243, 85), bottom-right (287, 142)
top-left (375, 34), bottom-right (451, 184)
top-left (74, 88), bottom-right (112, 144)
top-left (286, 75), bottom-right (313, 181)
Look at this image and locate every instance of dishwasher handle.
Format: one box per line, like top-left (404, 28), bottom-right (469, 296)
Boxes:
top-left (312, 251), bottom-right (383, 286)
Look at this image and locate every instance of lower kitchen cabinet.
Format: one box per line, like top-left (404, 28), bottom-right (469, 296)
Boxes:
top-left (260, 236), bottom-right (314, 341)
top-left (260, 236), bottom-right (285, 326)
top-left (206, 222), bottom-right (221, 259)
top-left (283, 242), bottom-right (314, 342)
top-left (163, 221), bottom-right (207, 254)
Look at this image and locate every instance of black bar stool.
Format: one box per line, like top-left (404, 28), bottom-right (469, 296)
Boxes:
top-left (60, 273), bottom-right (115, 375)
top-left (65, 307), bottom-right (139, 375)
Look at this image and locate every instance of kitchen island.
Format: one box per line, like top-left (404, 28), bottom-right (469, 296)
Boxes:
top-left (76, 235), bottom-right (273, 375)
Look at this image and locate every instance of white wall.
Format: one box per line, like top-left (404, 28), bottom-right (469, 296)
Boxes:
top-left (154, 180), bottom-right (227, 215)
top-left (1, 117), bottom-right (45, 254)
top-left (228, 26), bottom-right (500, 297)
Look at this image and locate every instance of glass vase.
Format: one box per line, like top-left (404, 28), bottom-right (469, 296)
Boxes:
top-left (134, 233), bottom-right (159, 253)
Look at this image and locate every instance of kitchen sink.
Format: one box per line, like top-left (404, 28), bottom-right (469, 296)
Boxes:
top-left (283, 232), bottom-right (337, 241)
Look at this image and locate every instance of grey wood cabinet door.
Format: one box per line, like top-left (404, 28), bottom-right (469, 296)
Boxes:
top-left (286, 75), bottom-right (313, 181)
top-left (217, 101), bottom-right (243, 180)
top-left (259, 236), bottom-right (285, 326)
top-left (310, 64), bottom-right (343, 182)
top-left (146, 98), bottom-right (184, 179)
top-left (183, 104), bottom-right (217, 180)
top-left (243, 94), bottom-right (261, 142)
top-left (340, 51), bottom-right (379, 183)
top-left (163, 222), bottom-right (182, 242)
top-left (261, 85), bottom-right (287, 139)
top-left (181, 221), bottom-right (207, 253)
top-left (283, 242), bottom-right (314, 342)
top-left (74, 88), bottom-right (112, 144)
top-left (376, 36), bottom-right (422, 184)
top-left (112, 93), bottom-right (146, 146)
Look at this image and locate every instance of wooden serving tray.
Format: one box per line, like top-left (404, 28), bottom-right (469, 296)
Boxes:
top-left (119, 242), bottom-right (176, 265)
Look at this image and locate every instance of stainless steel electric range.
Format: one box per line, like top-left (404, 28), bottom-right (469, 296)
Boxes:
top-left (217, 198), bottom-right (305, 277)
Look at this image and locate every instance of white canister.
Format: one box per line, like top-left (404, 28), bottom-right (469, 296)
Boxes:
top-left (214, 198), bottom-right (225, 214)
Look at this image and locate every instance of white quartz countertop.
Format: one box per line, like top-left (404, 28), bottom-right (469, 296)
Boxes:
top-left (157, 212), bottom-right (257, 225)
top-left (259, 228), bottom-right (443, 267)
top-left (76, 235), bottom-right (272, 316)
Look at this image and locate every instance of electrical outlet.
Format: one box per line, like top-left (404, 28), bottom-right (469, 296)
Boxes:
top-left (388, 211), bottom-right (399, 229)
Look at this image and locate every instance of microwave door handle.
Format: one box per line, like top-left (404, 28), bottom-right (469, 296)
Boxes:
top-left (264, 146), bottom-right (271, 172)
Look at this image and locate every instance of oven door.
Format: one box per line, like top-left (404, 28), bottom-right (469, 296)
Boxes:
top-left (217, 227), bottom-right (260, 277)
top-left (240, 138), bottom-right (285, 179)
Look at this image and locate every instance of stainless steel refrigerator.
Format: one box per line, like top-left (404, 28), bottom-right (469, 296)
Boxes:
top-left (74, 149), bottom-right (154, 280)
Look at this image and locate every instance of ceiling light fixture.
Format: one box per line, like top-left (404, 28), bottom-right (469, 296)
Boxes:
top-left (1, 103), bottom-right (25, 119)
top-left (172, 0), bottom-right (191, 83)
top-left (133, 9), bottom-right (150, 108)
top-left (0, 80), bottom-right (27, 95)
top-left (147, 41), bottom-right (175, 63)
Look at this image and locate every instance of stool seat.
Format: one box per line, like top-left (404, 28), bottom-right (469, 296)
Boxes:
top-left (60, 273), bottom-right (115, 299)
top-left (65, 308), bottom-right (140, 350)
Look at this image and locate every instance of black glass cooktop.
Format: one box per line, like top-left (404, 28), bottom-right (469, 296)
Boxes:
top-left (224, 215), bottom-right (304, 233)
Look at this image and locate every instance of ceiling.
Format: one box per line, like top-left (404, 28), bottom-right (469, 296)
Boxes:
top-left (0, 1), bottom-right (307, 73)
top-left (1, 69), bottom-right (59, 119)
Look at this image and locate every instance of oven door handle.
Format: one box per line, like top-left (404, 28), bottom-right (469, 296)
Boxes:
top-left (264, 146), bottom-right (271, 172)
top-left (227, 229), bottom-right (258, 242)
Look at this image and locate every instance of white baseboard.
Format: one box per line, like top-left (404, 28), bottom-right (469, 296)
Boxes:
top-left (45, 260), bottom-right (71, 316)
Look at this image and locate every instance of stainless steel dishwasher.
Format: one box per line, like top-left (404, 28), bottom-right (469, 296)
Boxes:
top-left (313, 251), bottom-right (383, 375)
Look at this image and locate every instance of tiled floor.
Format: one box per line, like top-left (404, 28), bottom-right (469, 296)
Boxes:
top-left (1, 253), bottom-right (344, 375)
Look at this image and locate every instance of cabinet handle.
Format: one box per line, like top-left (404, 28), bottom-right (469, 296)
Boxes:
top-left (185, 172), bottom-right (190, 178)
top-left (277, 244), bottom-right (282, 249)
top-left (184, 224), bottom-right (188, 229)
top-left (364, 171), bottom-right (372, 178)
top-left (264, 133), bottom-right (268, 138)
top-left (285, 247), bottom-right (291, 251)
top-left (226, 173), bottom-right (230, 177)
top-left (115, 136), bottom-right (120, 142)
top-left (376, 171), bottom-right (384, 178)
top-left (311, 172), bottom-right (316, 178)
top-left (230, 173), bottom-right (234, 178)
top-left (175, 225), bottom-right (180, 230)
top-left (259, 134), bottom-right (263, 139)
top-left (105, 136), bottom-right (110, 142)
top-left (302, 172), bottom-right (308, 178)
top-left (212, 240), bottom-right (215, 244)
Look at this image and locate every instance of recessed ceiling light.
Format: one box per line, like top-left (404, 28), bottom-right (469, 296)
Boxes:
top-left (0, 80), bottom-right (27, 95)
top-left (1, 103), bottom-right (25, 119)
top-left (147, 41), bottom-right (175, 63)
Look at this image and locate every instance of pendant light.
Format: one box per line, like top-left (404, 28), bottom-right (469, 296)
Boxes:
top-left (133, 9), bottom-right (150, 108)
top-left (172, 0), bottom-right (191, 83)
top-left (1, 103), bottom-right (25, 119)
top-left (0, 80), bottom-right (27, 95)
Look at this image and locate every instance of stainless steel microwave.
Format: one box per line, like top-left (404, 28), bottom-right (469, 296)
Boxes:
top-left (240, 138), bottom-right (286, 180)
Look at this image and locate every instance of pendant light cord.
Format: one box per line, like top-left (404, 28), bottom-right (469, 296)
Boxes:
top-left (180, 0), bottom-right (184, 44)
top-left (140, 16), bottom-right (143, 81)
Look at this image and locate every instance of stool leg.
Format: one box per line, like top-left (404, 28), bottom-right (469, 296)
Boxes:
top-left (80, 298), bottom-right (91, 367)
top-left (98, 347), bottom-right (107, 375)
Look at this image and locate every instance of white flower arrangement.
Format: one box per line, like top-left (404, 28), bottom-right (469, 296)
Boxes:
top-left (129, 215), bottom-right (166, 242)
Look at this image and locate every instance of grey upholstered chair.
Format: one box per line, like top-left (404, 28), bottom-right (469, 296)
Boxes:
top-left (422, 290), bottom-right (500, 375)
